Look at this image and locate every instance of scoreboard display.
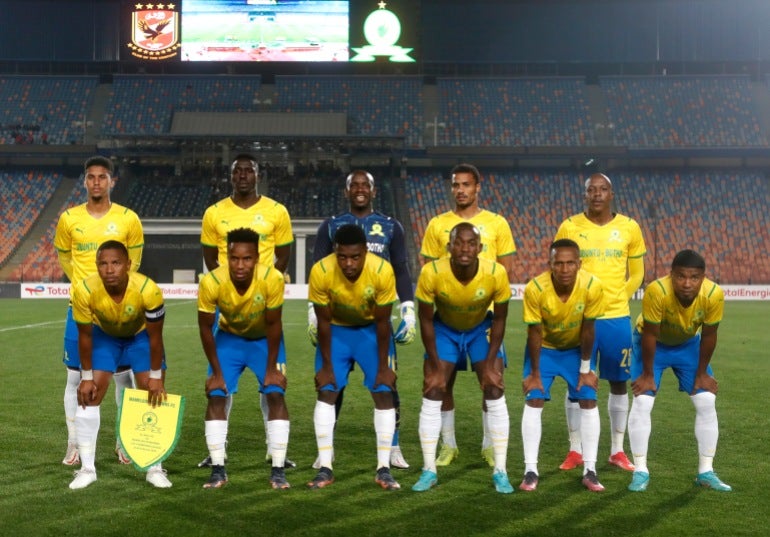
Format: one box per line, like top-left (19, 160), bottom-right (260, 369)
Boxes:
top-left (124, 0), bottom-right (417, 64)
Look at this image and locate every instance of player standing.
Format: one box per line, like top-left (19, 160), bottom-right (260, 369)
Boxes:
top-left (554, 173), bottom-right (645, 472)
top-left (420, 163), bottom-right (516, 467)
top-left (54, 155), bottom-right (143, 467)
top-left (308, 170), bottom-right (414, 469)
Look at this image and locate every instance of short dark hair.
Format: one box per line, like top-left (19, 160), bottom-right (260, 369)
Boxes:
top-left (333, 224), bottom-right (367, 246)
top-left (671, 249), bottom-right (705, 271)
top-left (97, 240), bottom-right (128, 258)
top-left (449, 222), bottom-right (480, 243)
top-left (84, 155), bottom-right (114, 175)
top-left (345, 169), bottom-right (375, 189)
top-left (227, 227), bottom-right (260, 248)
top-left (451, 163), bottom-right (481, 184)
top-left (549, 238), bottom-right (580, 255)
top-left (231, 153), bottom-right (258, 174)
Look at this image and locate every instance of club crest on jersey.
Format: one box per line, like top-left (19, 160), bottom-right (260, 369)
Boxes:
top-left (369, 224), bottom-right (385, 237)
top-left (363, 286), bottom-right (375, 300)
top-left (105, 223), bottom-right (119, 236)
top-left (608, 229), bottom-right (622, 242)
top-left (126, 4), bottom-right (181, 61)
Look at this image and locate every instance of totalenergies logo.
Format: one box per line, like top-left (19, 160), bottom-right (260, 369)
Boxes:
top-left (23, 285), bottom-right (46, 296)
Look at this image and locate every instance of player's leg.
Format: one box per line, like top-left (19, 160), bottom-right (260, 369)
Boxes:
top-left (389, 347), bottom-right (409, 469)
top-left (601, 317), bottom-right (634, 470)
top-left (70, 365), bottom-right (113, 490)
top-left (560, 329), bottom-right (593, 471)
top-left (371, 391), bottom-right (399, 490)
top-left (62, 308), bottom-right (80, 465)
top-left (436, 369), bottom-right (460, 466)
top-left (626, 331), bottom-right (658, 492)
top-left (113, 365), bottom-right (134, 464)
top-left (199, 309), bottom-right (231, 468)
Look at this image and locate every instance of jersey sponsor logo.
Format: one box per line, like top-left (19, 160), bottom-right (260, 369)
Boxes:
top-left (367, 242), bottom-right (386, 254)
top-left (75, 242), bottom-right (99, 252)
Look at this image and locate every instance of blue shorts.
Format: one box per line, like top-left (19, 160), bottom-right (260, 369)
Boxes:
top-left (631, 330), bottom-right (713, 396)
top-left (62, 306), bottom-right (132, 369)
top-left (593, 316), bottom-right (632, 382)
top-left (523, 346), bottom-right (597, 402)
top-left (314, 324), bottom-right (395, 394)
top-left (90, 325), bottom-right (167, 374)
top-left (427, 314), bottom-right (507, 368)
top-left (208, 330), bottom-right (287, 397)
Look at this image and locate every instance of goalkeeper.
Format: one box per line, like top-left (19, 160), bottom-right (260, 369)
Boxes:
top-left (308, 170), bottom-right (415, 469)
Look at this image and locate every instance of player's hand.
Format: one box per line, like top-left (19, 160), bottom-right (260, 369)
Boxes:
top-left (205, 373), bottom-right (228, 397)
top-left (691, 372), bottom-right (718, 395)
top-left (422, 359), bottom-right (447, 395)
top-left (631, 372), bottom-right (656, 396)
top-left (146, 378), bottom-right (167, 408)
top-left (393, 301), bottom-right (416, 345)
top-left (577, 371), bottom-right (598, 391)
top-left (77, 379), bottom-right (98, 408)
top-left (314, 365), bottom-right (337, 392)
top-left (374, 367), bottom-right (397, 391)
top-left (479, 360), bottom-right (504, 392)
top-left (307, 302), bottom-right (318, 347)
top-left (522, 373), bottom-right (544, 396)
top-left (264, 367), bottom-right (287, 391)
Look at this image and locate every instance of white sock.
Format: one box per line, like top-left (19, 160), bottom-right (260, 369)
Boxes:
top-left (113, 369), bottom-right (135, 409)
top-left (374, 408), bottom-right (396, 469)
top-left (521, 405), bottom-right (542, 474)
top-left (419, 398), bottom-right (442, 473)
top-left (225, 395), bottom-right (233, 420)
top-left (485, 396), bottom-right (509, 473)
top-left (267, 419), bottom-right (290, 468)
top-left (260, 392), bottom-right (270, 449)
top-left (692, 391), bottom-right (719, 474)
top-left (205, 420), bottom-right (228, 466)
top-left (608, 393), bottom-right (629, 455)
top-left (565, 392), bottom-right (582, 453)
top-left (76, 405), bottom-right (101, 472)
top-left (314, 401), bottom-right (336, 469)
top-left (580, 407), bottom-right (600, 473)
top-left (481, 409), bottom-right (491, 449)
top-left (440, 410), bottom-right (457, 448)
top-left (64, 369), bottom-right (80, 444)
top-left (628, 395), bottom-right (655, 474)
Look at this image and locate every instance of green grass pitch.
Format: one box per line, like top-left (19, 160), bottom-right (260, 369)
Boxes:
top-left (1, 299), bottom-right (768, 536)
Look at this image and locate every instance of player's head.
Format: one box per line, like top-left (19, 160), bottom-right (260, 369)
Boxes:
top-left (226, 227), bottom-right (260, 286)
top-left (670, 249), bottom-right (706, 305)
top-left (450, 163), bottom-right (481, 211)
top-left (583, 173), bottom-right (614, 217)
top-left (95, 240), bottom-right (130, 289)
top-left (83, 155), bottom-right (115, 202)
top-left (333, 224), bottom-right (368, 281)
top-left (344, 170), bottom-right (376, 211)
top-left (230, 153), bottom-right (259, 196)
top-left (549, 238), bottom-right (581, 289)
top-left (448, 222), bottom-right (482, 268)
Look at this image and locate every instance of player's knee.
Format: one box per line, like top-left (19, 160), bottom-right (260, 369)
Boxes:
top-left (483, 386), bottom-right (504, 400)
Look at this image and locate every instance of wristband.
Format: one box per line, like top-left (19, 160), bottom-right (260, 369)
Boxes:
top-left (579, 360), bottom-right (591, 374)
top-left (80, 369), bottom-right (94, 381)
top-left (149, 369), bottom-right (163, 380)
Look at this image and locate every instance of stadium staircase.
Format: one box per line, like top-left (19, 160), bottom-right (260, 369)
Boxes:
top-left (0, 176), bottom-right (78, 281)
top-left (85, 84), bottom-right (113, 144)
top-left (584, 84), bottom-right (612, 145)
top-left (750, 81), bottom-right (770, 143)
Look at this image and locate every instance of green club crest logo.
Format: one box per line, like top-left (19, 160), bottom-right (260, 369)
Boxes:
top-left (351, 2), bottom-right (414, 62)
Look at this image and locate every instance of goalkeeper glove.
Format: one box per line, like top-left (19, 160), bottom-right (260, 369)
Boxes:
top-left (307, 302), bottom-right (318, 347)
top-left (393, 301), bottom-right (416, 345)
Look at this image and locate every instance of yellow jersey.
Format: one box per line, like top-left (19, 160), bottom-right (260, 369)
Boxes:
top-left (420, 209), bottom-right (516, 262)
top-left (308, 253), bottom-right (397, 326)
top-left (523, 268), bottom-right (605, 350)
top-left (200, 195), bottom-right (294, 268)
top-left (54, 203), bottom-right (144, 283)
top-left (415, 257), bottom-right (511, 331)
top-left (636, 275), bottom-right (723, 346)
top-left (554, 212), bottom-right (645, 318)
top-left (71, 272), bottom-right (164, 337)
top-left (198, 264), bottom-right (285, 339)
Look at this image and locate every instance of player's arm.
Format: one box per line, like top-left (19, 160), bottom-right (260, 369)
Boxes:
top-left (373, 303), bottom-right (396, 390)
top-left (497, 254), bottom-right (516, 285)
top-left (198, 310), bottom-right (227, 396)
top-left (57, 249), bottom-right (74, 281)
top-left (692, 323), bottom-right (719, 395)
top-left (274, 244), bottom-right (291, 273)
top-left (127, 216), bottom-right (144, 272)
top-left (632, 321), bottom-right (660, 396)
top-left (202, 246), bottom-right (219, 272)
top-left (314, 303), bottom-right (336, 391)
top-left (577, 318), bottom-right (598, 391)
top-left (312, 219), bottom-right (333, 263)
top-left (522, 324), bottom-right (545, 394)
top-left (263, 306), bottom-right (286, 390)
top-left (76, 322), bottom-right (98, 407)
top-left (625, 256), bottom-right (645, 299)
top-left (54, 216), bottom-right (74, 281)
top-left (144, 311), bottom-right (167, 407)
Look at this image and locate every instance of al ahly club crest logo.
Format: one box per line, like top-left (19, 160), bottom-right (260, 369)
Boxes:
top-left (127, 3), bottom-right (180, 60)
